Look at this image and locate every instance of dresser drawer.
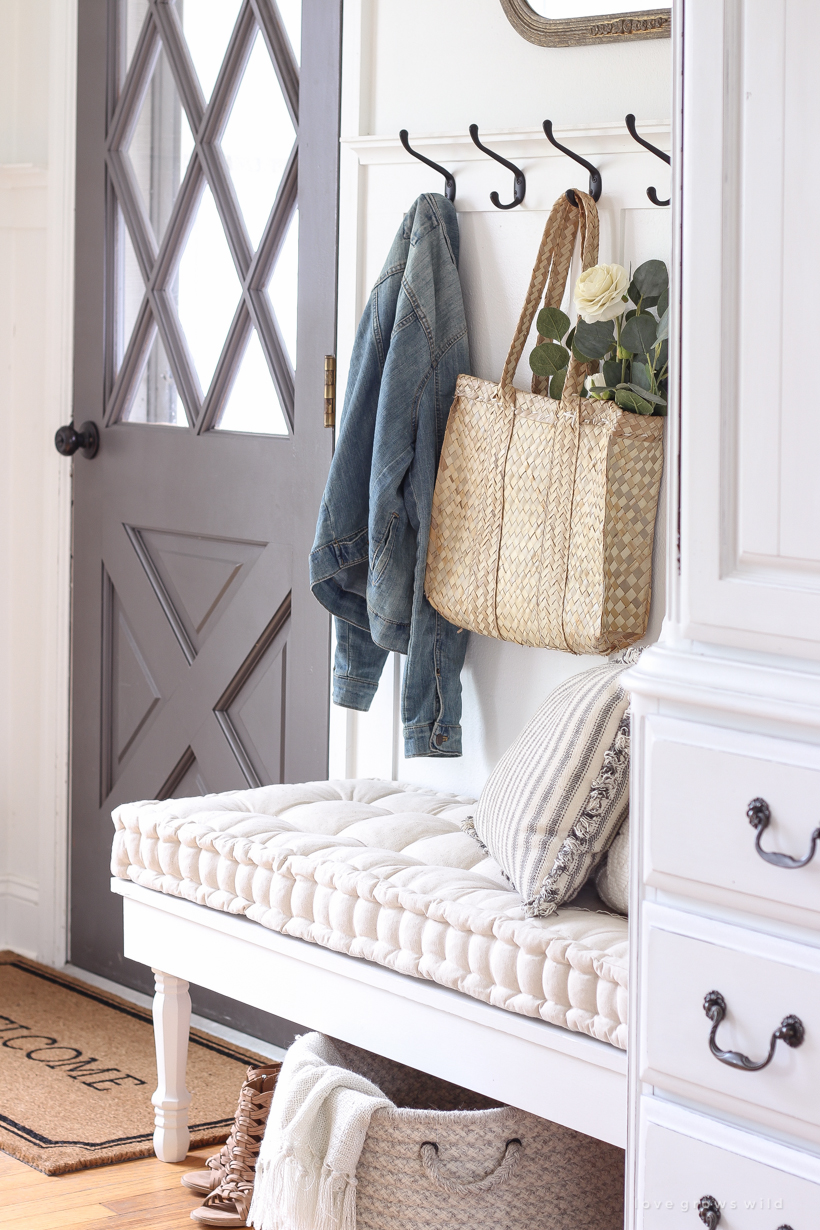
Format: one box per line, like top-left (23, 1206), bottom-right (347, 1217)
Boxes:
top-left (640, 907), bottom-right (820, 1144)
top-left (639, 1115), bottom-right (820, 1228)
top-left (646, 718), bottom-right (820, 924)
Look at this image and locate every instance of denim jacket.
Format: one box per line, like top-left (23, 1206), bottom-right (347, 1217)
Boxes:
top-left (310, 194), bottom-right (470, 757)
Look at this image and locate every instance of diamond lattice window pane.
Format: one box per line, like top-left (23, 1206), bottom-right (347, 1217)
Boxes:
top-left (276, 0), bottom-right (302, 63)
top-left (182, 0), bottom-right (243, 100)
top-left (126, 43), bottom-right (194, 245)
top-left (267, 207), bottom-right (298, 368)
top-left (220, 30), bottom-right (296, 250)
top-left (116, 207), bottom-right (145, 373)
top-left (122, 0), bottom-right (150, 81)
top-left (123, 329), bottom-right (185, 426)
top-left (216, 329), bottom-right (288, 435)
top-left (176, 186), bottom-right (241, 394)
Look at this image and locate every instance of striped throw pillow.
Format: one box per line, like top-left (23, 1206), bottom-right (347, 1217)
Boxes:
top-left (465, 658), bottom-right (633, 917)
top-left (596, 815), bottom-right (630, 915)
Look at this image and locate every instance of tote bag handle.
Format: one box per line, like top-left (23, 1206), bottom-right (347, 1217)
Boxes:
top-left (499, 189), bottom-right (600, 403)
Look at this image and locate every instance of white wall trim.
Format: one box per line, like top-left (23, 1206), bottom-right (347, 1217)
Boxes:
top-left (36, 0), bottom-right (77, 966)
top-left (0, 874), bottom-right (40, 906)
top-left (344, 122), bottom-right (671, 166)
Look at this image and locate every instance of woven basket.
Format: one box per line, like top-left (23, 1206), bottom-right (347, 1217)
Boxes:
top-left (425, 190), bottom-right (664, 654)
top-left (331, 1041), bottom-right (624, 1230)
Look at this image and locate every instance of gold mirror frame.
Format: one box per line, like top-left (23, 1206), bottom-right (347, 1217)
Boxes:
top-left (499, 0), bottom-right (671, 47)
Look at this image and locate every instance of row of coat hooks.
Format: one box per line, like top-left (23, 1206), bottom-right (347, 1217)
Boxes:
top-left (398, 115), bottom-right (670, 209)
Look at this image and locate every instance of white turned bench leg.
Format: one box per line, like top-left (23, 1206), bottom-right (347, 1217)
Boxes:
top-left (151, 968), bottom-right (192, 1162)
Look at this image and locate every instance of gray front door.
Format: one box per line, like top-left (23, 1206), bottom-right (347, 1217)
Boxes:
top-left (69, 0), bottom-right (340, 1024)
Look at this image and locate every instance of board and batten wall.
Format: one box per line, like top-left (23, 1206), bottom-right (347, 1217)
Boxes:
top-left (0, 0), bottom-right (77, 961)
top-left (329, 0), bottom-right (673, 796)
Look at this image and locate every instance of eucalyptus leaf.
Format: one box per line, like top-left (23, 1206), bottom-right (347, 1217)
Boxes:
top-left (602, 360), bottom-right (622, 387)
top-left (656, 307), bottom-right (669, 343)
top-left (620, 313), bottom-right (657, 355)
top-left (588, 387), bottom-right (614, 401)
top-left (625, 308), bottom-right (638, 321)
top-left (631, 362), bottom-right (653, 392)
top-left (628, 283), bottom-right (659, 310)
top-left (537, 305), bottom-right (571, 343)
top-left (573, 318), bottom-right (615, 361)
top-left (654, 339), bottom-right (669, 370)
top-left (529, 341), bottom-right (570, 377)
top-left (623, 382), bottom-right (666, 405)
top-left (549, 369), bottom-right (567, 399)
top-left (632, 259), bottom-right (668, 299)
top-left (657, 287), bottom-right (669, 318)
top-left (565, 325), bottom-right (575, 352)
top-left (615, 388), bottom-right (655, 415)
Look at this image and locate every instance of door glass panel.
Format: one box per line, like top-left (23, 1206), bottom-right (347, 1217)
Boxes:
top-left (122, 0), bottom-right (150, 80)
top-left (123, 329), bottom-right (185, 426)
top-left (116, 208), bottom-right (145, 374)
top-left (220, 30), bottom-right (296, 249)
top-left (111, 0), bottom-right (300, 434)
top-left (216, 329), bottom-right (288, 435)
top-left (182, 0), bottom-right (243, 100)
top-left (276, 0), bottom-right (302, 64)
top-left (176, 186), bottom-right (241, 394)
top-left (267, 207), bottom-right (298, 368)
top-left (126, 44), bottom-right (194, 245)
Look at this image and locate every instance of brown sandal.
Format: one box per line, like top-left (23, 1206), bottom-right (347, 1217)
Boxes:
top-left (182, 1064), bottom-right (279, 1202)
top-left (190, 1066), bottom-right (278, 1227)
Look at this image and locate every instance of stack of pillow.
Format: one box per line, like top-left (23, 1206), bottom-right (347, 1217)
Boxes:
top-left (464, 651), bottom-right (637, 917)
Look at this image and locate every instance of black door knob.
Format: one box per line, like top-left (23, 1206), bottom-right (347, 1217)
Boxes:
top-left (54, 420), bottom-right (100, 459)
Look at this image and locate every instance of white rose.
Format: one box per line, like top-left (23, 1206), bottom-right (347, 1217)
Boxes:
top-left (574, 263), bottom-right (629, 323)
top-left (586, 372), bottom-right (611, 400)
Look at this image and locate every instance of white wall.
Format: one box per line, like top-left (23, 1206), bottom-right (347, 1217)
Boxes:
top-left (330, 0), bottom-right (672, 797)
top-left (0, 0), bottom-right (76, 960)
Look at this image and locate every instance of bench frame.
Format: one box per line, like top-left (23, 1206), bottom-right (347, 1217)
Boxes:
top-left (112, 878), bottom-right (627, 1159)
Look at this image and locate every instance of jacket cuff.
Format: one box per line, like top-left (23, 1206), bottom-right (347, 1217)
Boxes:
top-left (333, 672), bottom-right (379, 712)
top-left (403, 723), bottom-right (463, 758)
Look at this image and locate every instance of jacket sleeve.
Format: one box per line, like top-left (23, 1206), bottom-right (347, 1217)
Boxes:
top-left (332, 617), bottom-right (390, 712)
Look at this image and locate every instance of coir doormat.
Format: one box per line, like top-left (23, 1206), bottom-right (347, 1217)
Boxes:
top-left (0, 951), bottom-right (270, 1175)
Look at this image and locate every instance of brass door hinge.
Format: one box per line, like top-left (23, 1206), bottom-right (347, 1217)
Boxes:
top-left (324, 355), bottom-right (336, 428)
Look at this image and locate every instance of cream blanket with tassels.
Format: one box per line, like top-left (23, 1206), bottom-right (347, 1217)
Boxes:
top-left (249, 1033), bottom-right (393, 1230)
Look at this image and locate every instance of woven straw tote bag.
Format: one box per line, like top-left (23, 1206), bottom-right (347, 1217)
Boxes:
top-left (425, 189), bottom-right (664, 654)
top-left (331, 1041), bottom-right (624, 1230)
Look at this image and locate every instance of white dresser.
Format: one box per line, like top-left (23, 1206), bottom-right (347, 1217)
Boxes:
top-left (626, 2), bottom-right (820, 1226)
top-left (627, 648), bottom-right (820, 1228)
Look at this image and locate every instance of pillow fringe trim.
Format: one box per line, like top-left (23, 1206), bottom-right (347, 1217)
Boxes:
top-left (524, 712), bottom-right (631, 918)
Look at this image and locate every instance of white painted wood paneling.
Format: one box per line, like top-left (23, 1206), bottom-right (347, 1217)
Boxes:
top-left (336, 0), bottom-right (673, 794)
top-left (681, 0), bottom-right (820, 656)
top-left (0, 0), bottom-right (76, 964)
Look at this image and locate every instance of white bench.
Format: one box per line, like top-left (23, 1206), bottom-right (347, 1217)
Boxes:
top-left (110, 780), bottom-right (628, 1160)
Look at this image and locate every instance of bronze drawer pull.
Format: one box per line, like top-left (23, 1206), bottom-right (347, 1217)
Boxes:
top-left (697, 1199), bottom-right (793, 1230)
top-left (698, 1196), bottom-right (721, 1228)
top-left (747, 797), bottom-right (820, 869)
top-left (703, 991), bottom-right (804, 1071)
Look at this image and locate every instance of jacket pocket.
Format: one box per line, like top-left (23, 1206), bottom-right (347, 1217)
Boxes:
top-left (371, 514), bottom-right (399, 584)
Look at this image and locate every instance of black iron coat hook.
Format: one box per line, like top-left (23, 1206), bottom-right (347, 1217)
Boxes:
top-left (399, 130), bottom-right (456, 202)
top-left (625, 114), bottom-right (670, 206)
top-left (542, 121), bottom-right (602, 206)
top-left (468, 124), bottom-right (525, 209)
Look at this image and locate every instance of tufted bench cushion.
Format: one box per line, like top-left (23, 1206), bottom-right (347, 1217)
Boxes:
top-left (111, 779), bottom-right (628, 1049)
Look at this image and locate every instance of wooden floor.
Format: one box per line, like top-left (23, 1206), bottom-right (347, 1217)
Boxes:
top-left (1, 1144), bottom-right (219, 1229)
